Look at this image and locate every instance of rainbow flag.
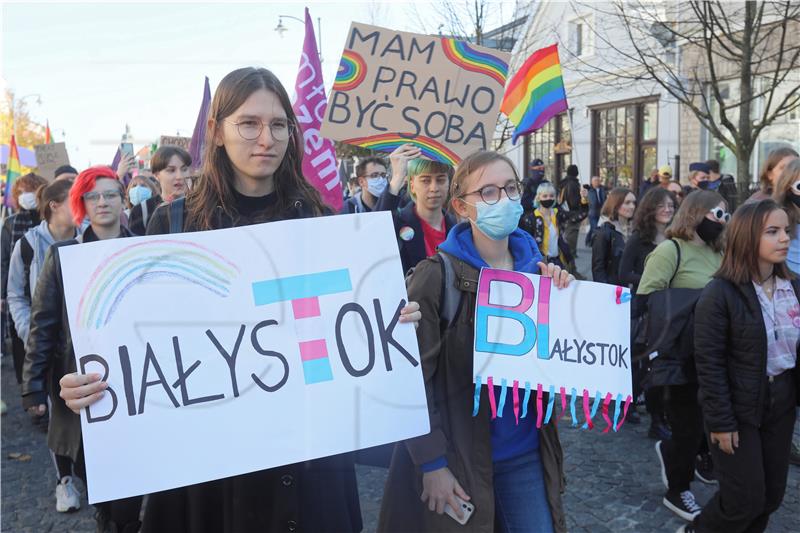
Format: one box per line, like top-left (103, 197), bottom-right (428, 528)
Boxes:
top-left (45, 120), bottom-right (53, 144)
top-left (501, 44), bottom-right (568, 143)
top-left (3, 135), bottom-right (21, 208)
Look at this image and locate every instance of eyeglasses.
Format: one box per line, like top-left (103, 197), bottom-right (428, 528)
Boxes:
top-left (83, 190), bottom-right (122, 203)
top-left (709, 207), bottom-right (731, 223)
top-left (461, 181), bottom-right (521, 205)
top-left (224, 118), bottom-right (295, 141)
top-left (361, 172), bottom-right (388, 180)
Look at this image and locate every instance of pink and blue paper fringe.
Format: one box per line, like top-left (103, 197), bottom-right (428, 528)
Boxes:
top-left (472, 375), bottom-right (633, 432)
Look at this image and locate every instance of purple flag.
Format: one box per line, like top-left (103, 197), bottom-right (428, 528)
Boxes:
top-left (292, 8), bottom-right (342, 210)
top-left (111, 146), bottom-right (121, 171)
top-left (188, 76), bottom-right (212, 170)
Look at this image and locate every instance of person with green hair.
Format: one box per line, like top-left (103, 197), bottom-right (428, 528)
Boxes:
top-left (377, 144), bottom-right (457, 275)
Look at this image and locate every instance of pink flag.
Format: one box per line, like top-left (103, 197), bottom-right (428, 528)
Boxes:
top-left (292, 7), bottom-right (342, 210)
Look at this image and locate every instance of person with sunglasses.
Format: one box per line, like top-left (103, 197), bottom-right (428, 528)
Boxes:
top-left (379, 150), bottom-right (571, 533)
top-left (637, 190), bottom-right (729, 523)
top-left (340, 156), bottom-right (389, 213)
top-left (22, 167), bottom-right (143, 532)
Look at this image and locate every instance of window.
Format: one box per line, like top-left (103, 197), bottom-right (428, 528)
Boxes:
top-left (569, 17), bottom-right (594, 57)
top-left (524, 113), bottom-right (571, 185)
top-left (591, 99), bottom-right (659, 190)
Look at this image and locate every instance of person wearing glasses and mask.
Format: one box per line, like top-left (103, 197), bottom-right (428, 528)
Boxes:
top-left (340, 156), bottom-right (389, 214)
top-left (22, 166), bottom-right (143, 532)
top-left (379, 150), bottom-right (572, 533)
top-left (637, 190), bottom-right (730, 524)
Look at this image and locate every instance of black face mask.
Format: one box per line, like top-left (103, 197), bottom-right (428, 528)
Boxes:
top-left (696, 217), bottom-right (725, 244)
top-left (697, 180), bottom-right (711, 190)
top-left (789, 193), bottom-right (800, 208)
top-left (539, 199), bottom-right (555, 208)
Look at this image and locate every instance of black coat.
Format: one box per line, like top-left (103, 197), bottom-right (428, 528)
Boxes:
top-left (591, 221), bottom-right (626, 285)
top-left (619, 230), bottom-right (657, 294)
top-left (141, 194), bottom-right (362, 533)
top-left (127, 195), bottom-right (163, 236)
top-left (22, 225), bottom-right (136, 460)
top-left (694, 277), bottom-right (800, 433)
top-left (587, 186), bottom-right (606, 219)
top-left (375, 190), bottom-right (456, 275)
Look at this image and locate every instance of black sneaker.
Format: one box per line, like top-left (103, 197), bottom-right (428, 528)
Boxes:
top-left (694, 453), bottom-right (717, 484)
top-left (663, 490), bottom-right (702, 521)
top-left (655, 440), bottom-right (668, 489)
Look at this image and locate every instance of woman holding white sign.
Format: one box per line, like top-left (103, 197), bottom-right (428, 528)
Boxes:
top-left (59, 66), bottom-right (422, 533)
top-left (379, 150), bottom-right (571, 533)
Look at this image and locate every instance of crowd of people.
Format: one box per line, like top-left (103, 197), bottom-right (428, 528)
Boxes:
top-left (0, 65), bottom-right (797, 533)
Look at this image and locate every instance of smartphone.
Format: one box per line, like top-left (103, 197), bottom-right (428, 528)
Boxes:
top-left (582, 184), bottom-right (591, 190)
top-left (444, 496), bottom-right (474, 526)
top-left (120, 142), bottom-right (134, 158)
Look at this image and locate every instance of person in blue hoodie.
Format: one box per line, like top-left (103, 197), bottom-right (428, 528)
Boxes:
top-left (379, 150), bottom-right (572, 533)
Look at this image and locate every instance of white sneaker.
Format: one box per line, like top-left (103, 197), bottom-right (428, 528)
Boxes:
top-left (55, 475), bottom-right (81, 512)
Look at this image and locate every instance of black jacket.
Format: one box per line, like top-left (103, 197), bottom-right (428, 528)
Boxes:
top-left (375, 190), bottom-right (456, 275)
top-left (22, 225), bottom-right (135, 460)
top-left (591, 221), bottom-right (626, 285)
top-left (141, 194), bottom-right (362, 533)
top-left (695, 277), bottom-right (800, 433)
top-left (558, 176), bottom-right (588, 224)
top-left (619, 230), bottom-right (657, 294)
top-left (587, 186), bottom-right (606, 219)
top-left (127, 194), bottom-right (163, 236)
top-left (518, 208), bottom-right (573, 264)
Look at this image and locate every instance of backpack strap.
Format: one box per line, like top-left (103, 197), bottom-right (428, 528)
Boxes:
top-left (437, 251), bottom-right (463, 331)
top-left (667, 238), bottom-right (682, 288)
top-left (19, 236), bottom-right (34, 269)
top-left (169, 197), bottom-right (185, 234)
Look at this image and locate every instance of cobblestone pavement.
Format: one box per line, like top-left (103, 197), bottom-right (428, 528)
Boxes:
top-left (2, 226), bottom-right (798, 532)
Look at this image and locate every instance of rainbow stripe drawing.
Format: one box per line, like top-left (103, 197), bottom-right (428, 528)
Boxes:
top-left (440, 38), bottom-right (509, 86)
top-left (342, 133), bottom-right (460, 166)
top-left (77, 240), bottom-right (240, 329)
top-left (333, 50), bottom-right (367, 92)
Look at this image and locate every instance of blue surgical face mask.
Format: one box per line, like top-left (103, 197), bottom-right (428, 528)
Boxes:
top-left (469, 197), bottom-right (524, 240)
top-left (366, 176), bottom-right (387, 197)
top-left (128, 185), bottom-right (153, 207)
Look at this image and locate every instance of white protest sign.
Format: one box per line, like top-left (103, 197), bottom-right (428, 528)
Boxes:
top-left (59, 212), bottom-right (428, 503)
top-left (473, 269), bottom-right (632, 430)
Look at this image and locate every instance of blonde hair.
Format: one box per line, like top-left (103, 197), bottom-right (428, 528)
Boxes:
top-left (758, 146), bottom-right (798, 193)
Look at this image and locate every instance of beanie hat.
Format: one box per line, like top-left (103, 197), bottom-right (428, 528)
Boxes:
top-left (566, 164), bottom-right (579, 178)
top-left (658, 164), bottom-right (673, 176)
top-left (689, 162), bottom-right (710, 174)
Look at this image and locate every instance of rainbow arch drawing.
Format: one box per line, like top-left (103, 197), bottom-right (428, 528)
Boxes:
top-left (343, 133), bottom-right (460, 166)
top-left (76, 240), bottom-right (240, 329)
top-left (333, 50), bottom-right (367, 92)
top-left (440, 38), bottom-right (509, 86)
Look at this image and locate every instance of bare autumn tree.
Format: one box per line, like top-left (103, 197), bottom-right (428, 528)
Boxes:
top-left (568, 0), bottom-right (800, 184)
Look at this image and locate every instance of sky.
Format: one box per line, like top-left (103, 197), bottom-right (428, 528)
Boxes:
top-left (1, 1), bottom-right (516, 169)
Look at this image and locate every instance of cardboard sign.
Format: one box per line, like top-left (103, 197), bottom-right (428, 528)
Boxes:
top-left (59, 212), bottom-right (428, 503)
top-left (159, 135), bottom-right (191, 150)
top-left (321, 23), bottom-right (511, 166)
top-left (473, 270), bottom-right (633, 432)
top-left (34, 142), bottom-right (70, 180)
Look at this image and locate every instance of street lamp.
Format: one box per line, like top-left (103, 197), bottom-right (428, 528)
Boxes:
top-left (274, 14), bottom-right (323, 61)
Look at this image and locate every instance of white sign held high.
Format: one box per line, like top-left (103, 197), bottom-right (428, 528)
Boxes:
top-left (472, 269), bottom-right (632, 431)
top-left (59, 212), bottom-right (428, 503)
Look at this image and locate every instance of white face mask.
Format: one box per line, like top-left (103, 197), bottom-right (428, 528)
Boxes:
top-left (18, 192), bottom-right (38, 211)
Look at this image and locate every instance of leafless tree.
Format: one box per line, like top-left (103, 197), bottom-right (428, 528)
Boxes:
top-left (567, 0), bottom-right (800, 184)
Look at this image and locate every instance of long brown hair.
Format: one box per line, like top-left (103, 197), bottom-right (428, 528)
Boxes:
top-left (666, 189), bottom-right (726, 252)
top-left (715, 200), bottom-right (794, 284)
top-left (600, 187), bottom-right (633, 221)
top-left (186, 67), bottom-right (326, 230)
top-left (757, 146), bottom-right (798, 194)
top-left (633, 186), bottom-right (675, 242)
top-left (772, 158), bottom-right (800, 227)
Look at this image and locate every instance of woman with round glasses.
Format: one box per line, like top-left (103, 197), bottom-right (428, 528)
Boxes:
top-left (637, 190), bottom-right (729, 523)
top-left (57, 67), bottom-right (422, 533)
top-left (379, 150), bottom-right (571, 533)
top-left (619, 187), bottom-right (676, 438)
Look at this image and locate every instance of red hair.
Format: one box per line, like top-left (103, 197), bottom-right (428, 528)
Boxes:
top-left (70, 166), bottom-right (120, 225)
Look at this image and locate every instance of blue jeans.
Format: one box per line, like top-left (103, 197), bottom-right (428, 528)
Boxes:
top-left (493, 449), bottom-right (554, 533)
